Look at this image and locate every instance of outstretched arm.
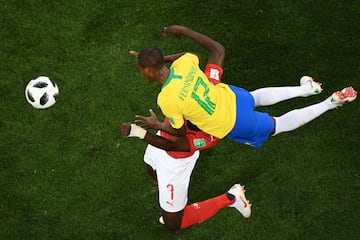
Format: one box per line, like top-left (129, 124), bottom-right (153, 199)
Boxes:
top-left (130, 51), bottom-right (193, 64)
top-left (163, 25), bottom-right (225, 67)
top-left (135, 109), bottom-right (187, 137)
top-left (130, 25), bottom-right (224, 65)
top-left (121, 122), bottom-right (191, 152)
top-left (163, 52), bottom-right (186, 62)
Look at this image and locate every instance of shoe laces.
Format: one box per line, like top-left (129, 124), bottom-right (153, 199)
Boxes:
top-left (342, 87), bottom-right (357, 98)
top-left (334, 91), bottom-right (346, 100)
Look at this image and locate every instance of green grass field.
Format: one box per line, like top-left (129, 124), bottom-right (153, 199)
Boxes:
top-left (1, 0), bottom-right (360, 239)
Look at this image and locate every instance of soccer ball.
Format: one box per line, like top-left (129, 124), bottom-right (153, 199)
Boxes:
top-left (25, 76), bottom-right (59, 109)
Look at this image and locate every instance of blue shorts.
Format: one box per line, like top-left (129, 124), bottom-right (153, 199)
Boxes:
top-left (227, 85), bottom-right (275, 149)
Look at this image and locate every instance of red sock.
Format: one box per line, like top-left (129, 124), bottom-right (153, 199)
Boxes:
top-left (180, 193), bottom-right (235, 229)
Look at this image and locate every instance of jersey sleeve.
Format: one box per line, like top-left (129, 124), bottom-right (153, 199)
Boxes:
top-left (204, 64), bottom-right (223, 85)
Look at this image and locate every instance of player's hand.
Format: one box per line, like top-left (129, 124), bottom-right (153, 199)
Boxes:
top-left (121, 122), bottom-right (132, 136)
top-left (162, 25), bottom-right (188, 37)
top-left (121, 122), bottom-right (147, 139)
top-left (135, 109), bottom-right (160, 130)
top-left (129, 50), bottom-right (139, 57)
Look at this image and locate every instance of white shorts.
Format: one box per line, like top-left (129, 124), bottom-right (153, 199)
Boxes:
top-left (143, 144), bottom-right (200, 213)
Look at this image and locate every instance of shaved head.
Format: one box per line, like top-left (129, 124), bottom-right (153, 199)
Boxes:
top-left (137, 47), bottom-right (164, 70)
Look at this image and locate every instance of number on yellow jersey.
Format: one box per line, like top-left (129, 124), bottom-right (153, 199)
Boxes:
top-left (191, 77), bottom-right (216, 115)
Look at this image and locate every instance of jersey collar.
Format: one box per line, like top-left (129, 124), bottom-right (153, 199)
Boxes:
top-left (162, 67), bottom-right (182, 89)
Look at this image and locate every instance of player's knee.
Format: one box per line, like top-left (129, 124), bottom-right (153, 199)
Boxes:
top-left (161, 211), bottom-right (183, 231)
top-left (164, 221), bottom-right (181, 231)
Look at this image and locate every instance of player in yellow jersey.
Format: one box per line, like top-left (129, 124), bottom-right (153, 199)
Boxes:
top-left (133, 25), bottom-right (357, 149)
top-left (123, 28), bottom-right (251, 230)
top-left (122, 100), bottom-right (251, 231)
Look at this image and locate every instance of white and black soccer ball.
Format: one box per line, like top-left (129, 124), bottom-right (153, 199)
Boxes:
top-left (25, 76), bottom-right (59, 109)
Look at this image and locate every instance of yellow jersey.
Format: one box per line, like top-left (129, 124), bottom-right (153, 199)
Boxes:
top-left (157, 53), bottom-right (236, 139)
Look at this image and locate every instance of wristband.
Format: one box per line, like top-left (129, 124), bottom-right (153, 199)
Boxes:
top-left (128, 124), bottom-right (147, 139)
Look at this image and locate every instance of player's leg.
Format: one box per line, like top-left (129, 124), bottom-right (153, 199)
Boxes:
top-left (273, 87), bottom-right (357, 135)
top-left (250, 76), bottom-right (322, 107)
top-left (143, 144), bottom-right (185, 230)
top-left (160, 210), bottom-right (184, 230)
top-left (160, 183), bottom-right (252, 230)
top-left (154, 148), bottom-right (200, 230)
top-left (151, 145), bottom-right (251, 230)
top-left (145, 163), bottom-right (157, 184)
top-left (177, 192), bottom-right (235, 229)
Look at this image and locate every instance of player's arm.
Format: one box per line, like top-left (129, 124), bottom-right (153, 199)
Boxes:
top-left (163, 25), bottom-right (225, 67)
top-left (163, 53), bottom-right (185, 62)
top-left (130, 51), bottom-right (200, 64)
top-left (164, 52), bottom-right (202, 63)
top-left (144, 120), bottom-right (187, 137)
top-left (135, 109), bottom-right (187, 137)
top-left (157, 123), bottom-right (187, 137)
top-left (121, 122), bottom-right (191, 152)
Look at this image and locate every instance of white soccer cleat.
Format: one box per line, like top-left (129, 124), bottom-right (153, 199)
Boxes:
top-left (331, 87), bottom-right (357, 105)
top-left (159, 216), bottom-right (165, 225)
top-left (300, 76), bottom-right (323, 96)
top-left (228, 184), bottom-right (251, 218)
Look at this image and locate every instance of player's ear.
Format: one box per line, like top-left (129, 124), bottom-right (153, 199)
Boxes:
top-left (144, 67), bottom-right (157, 78)
top-left (138, 65), bottom-right (150, 76)
top-left (143, 66), bottom-right (151, 74)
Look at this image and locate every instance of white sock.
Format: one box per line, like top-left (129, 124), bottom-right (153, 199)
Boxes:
top-left (251, 84), bottom-right (314, 107)
top-left (273, 96), bottom-right (338, 135)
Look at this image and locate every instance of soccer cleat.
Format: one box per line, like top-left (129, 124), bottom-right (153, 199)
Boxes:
top-left (228, 184), bottom-right (251, 218)
top-left (330, 87), bottom-right (357, 105)
top-left (300, 76), bottom-right (323, 95)
top-left (159, 216), bottom-right (165, 225)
